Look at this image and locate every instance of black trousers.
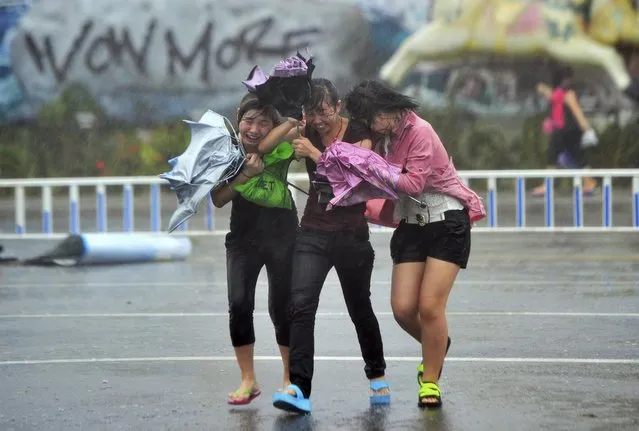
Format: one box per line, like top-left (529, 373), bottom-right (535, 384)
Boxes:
top-left (288, 227), bottom-right (386, 398)
top-left (226, 237), bottom-right (294, 347)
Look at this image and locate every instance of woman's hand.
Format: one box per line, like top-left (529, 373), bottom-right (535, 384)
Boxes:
top-left (536, 82), bottom-right (552, 99)
top-left (581, 129), bottom-right (598, 148)
top-left (293, 137), bottom-right (321, 161)
top-left (241, 153), bottom-right (264, 178)
top-left (286, 117), bottom-right (306, 138)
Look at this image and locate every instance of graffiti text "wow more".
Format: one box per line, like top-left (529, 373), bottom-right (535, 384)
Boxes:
top-left (24, 17), bottom-right (322, 85)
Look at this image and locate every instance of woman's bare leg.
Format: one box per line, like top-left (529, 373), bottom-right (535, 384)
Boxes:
top-left (390, 262), bottom-right (425, 342)
top-left (418, 258), bottom-right (461, 404)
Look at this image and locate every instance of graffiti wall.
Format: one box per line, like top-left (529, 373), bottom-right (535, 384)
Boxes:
top-left (3, 0), bottom-right (378, 123)
top-left (0, 0), bottom-right (36, 121)
top-left (0, 0), bottom-right (438, 124)
top-left (1, 0), bottom-right (633, 124)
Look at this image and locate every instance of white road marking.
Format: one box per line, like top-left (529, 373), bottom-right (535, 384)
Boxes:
top-left (1, 356), bottom-right (637, 366)
top-left (0, 311), bottom-right (638, 319)
top-left (1, 279), bottom-right (637, 289)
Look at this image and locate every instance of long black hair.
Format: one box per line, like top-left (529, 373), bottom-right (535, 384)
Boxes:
top-left (303, 78), bottom-right (340, 114)
top-left (345, 80), bottom-right (419, 124)
top-left (236, 93), bottom-right (280, 126)
top-left (550, 65), bottom-right (574, 89)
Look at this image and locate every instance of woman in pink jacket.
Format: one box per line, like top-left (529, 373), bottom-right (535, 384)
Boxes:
top-left (345, 80), bottom-right (486, 409)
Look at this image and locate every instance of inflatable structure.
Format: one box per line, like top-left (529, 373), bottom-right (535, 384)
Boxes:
top-left (380, 0), bottom-right (639, 103)
top-left (21, 233), bottom-right (192, 266)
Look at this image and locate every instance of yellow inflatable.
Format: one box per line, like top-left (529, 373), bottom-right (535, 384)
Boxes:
top-left (380, 0), bottom-right (639, 101)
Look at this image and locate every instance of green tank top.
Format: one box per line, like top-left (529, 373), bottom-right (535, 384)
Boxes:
top-left (233, 141), bottom-right (295, 209)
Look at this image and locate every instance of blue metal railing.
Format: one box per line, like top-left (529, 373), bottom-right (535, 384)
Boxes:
top-left (1, 169), bottom-right (639, 238)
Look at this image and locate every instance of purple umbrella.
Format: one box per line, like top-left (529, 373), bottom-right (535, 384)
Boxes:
top-left (316, 142), bottom-right (402, 210)
top-left (242, 51), bottom-right (315, 120)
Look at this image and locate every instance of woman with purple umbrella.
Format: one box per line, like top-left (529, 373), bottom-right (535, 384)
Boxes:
top-left (262, 78), bottom-right (391, 414)
top-left (345, 80), bottom-right (486, 409)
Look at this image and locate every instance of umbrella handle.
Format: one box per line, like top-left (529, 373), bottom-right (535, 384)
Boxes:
top-left (286, 180), bottom-right (309, 196)
top-left (262, 167), bottom-right (309, 196)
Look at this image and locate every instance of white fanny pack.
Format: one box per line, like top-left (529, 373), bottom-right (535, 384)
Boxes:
top-left (396, 192), bottom-right (464, 226)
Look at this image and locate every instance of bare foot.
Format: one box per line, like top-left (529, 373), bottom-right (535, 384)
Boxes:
top-left (277, 380), bottom-right (291, 392)
top-left (370, 377), bottom-right (390, 397)
top-left (583, 178), bottom-right (597, 193)
top-left (282, 387), bottom-right (298, 397)
top-left (419, 395), bottom-right (439, 405)
top-left (419, 396), bottom-right (441, 407)
top-left (228, 380), bottom-right (260, 403)
top-left (532, 185), bottom-right (546, 196)
top-left (418, 382), bottom-right (442, 408)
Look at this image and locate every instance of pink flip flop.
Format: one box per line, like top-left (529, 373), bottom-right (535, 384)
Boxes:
top-left (228, 388), bottom-right (262, 405)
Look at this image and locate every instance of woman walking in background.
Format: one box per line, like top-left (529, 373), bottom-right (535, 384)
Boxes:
top-left (212, 93), bottom-right (298, 405)
top-left (533, 66), bottom-right (598, 196)
top-left (345, 80), bottom-right (486, 408)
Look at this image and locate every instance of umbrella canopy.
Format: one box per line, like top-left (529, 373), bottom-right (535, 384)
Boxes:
top-left (242, 52), bottom-right (315, 120)
top-left (315, 142), bottom-right (402, 210)
top-left (160, 110), bottom-right (245, 232)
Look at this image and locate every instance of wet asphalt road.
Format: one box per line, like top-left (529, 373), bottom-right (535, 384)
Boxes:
top-left (1, 232), bottom-right (638, 430)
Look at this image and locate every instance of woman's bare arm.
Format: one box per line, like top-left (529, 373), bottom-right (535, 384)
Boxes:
top-left (564, 91), bottom-right (591, 132)
top-left (211, 173), bottom-right (252, 208)
top-left (212, 153), bottom-right (264, 207)
top-left (536, 83), bottom-right (552, 100)
top-left (257, 118), bottom-right (300, 154)
top-left (353, 138), bottom-right (373, 149)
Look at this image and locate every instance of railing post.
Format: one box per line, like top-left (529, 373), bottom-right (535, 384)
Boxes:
top-left (69, 185), bottom-right (80, 234)
top-left (602, 176), bottom-right (612, 228)
top-left (633, 176), bottom-right (639, 229)
top-left (487, 177), bottom-right (497, 228)
top-left (516, 177), bottom-right (525, 228)
top-left (123, 184), bottom-right (134, 232)
top-left (573, 176), bottom-right (583, 228)
top-left (544, 177), bottom-right (554, 228)
top-left (15, 186), bottom-right (25, 235)
top-left (42, 186), bottom-right (52, 234)
top-left (96, 184), bottom-right (107, 232)
top-left (150, 183), bottom-right (161, 232)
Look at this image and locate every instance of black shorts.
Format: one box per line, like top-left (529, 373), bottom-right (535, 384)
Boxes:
top-left (547, 129), bottom-right (584, 167)
top-left (390, 209), bottom-right (471, 268)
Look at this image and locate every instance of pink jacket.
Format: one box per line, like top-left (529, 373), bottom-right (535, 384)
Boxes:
top-left (366, 111), bottom-right (486, 226)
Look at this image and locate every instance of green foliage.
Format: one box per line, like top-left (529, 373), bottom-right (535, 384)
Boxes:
top-left (419, 106), bottom-right (638, 171)
top-left (0, 88), bottom-right (636, 180)
top-left (587, 120), bottom-right (639, 168)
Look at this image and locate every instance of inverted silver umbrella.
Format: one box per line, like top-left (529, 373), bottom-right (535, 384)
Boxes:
top-left (160, 110), bottom-right (245, 233)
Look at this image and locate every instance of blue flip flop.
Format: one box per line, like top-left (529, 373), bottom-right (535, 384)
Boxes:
top-left (370, 380), bottom-right (391, 405)
top-left (272, 384), bottom-right (312, 414)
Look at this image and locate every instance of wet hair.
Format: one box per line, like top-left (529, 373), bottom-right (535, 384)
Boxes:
top-left (345, 80), bottom-right (419, 124)
top-left (236, 93), bottom-right (280, 126)
top-left (303, 78), bottom-right (340, 114)
top-left (551, 65), bottom-right (574, 88)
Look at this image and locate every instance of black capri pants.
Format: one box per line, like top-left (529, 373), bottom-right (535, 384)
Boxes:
top-left (226, 237), bottom-right (295, 347)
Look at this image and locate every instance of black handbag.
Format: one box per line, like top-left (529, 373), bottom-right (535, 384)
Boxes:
top-left (311, 179), bottom-right (334, 205)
